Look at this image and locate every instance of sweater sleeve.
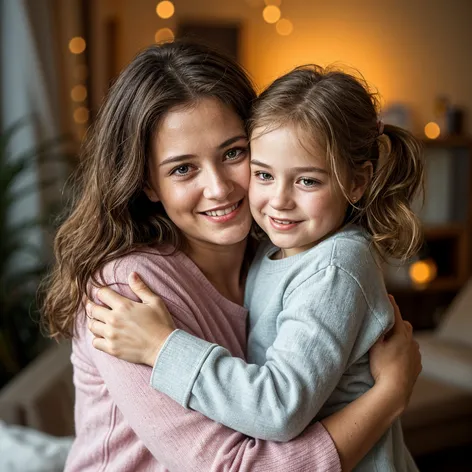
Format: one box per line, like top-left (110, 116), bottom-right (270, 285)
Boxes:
top-left (85, 270), bottom-right (341, 471)
top-left (152, 265), bottom-right (387, 442)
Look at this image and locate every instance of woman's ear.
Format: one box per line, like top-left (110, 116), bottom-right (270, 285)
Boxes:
top-left (144, 185), bottom-right (160, 203)
top-left (350, 161), bottom-right (373, 202)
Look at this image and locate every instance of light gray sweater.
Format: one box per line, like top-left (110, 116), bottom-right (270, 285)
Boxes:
top-left (152, 225), bottom-right (418, 471)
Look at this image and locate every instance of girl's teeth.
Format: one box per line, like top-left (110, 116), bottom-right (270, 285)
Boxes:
top-left (273, 219), bottom-right (295, 225)
top-left (205, 202), bottom-right (238, 217)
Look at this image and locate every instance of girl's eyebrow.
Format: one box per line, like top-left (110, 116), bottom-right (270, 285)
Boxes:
top-left (251, 159), bottom-right (328, 175)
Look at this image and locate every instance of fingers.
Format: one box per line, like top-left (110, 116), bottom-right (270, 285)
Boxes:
top-left (128, 272), bottom-right (160, 305)
top-left (388, 295), bottom-right (403, 328)
top-left (86, 300), bottom-right (112, 323)
top-left (92, 336), bottom-right (112, 355)
top-left (88, 318), bottom-right (107, 338)
top-left (96, 286), bottom-right (133, 309)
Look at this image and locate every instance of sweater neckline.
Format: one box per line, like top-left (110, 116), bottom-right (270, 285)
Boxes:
top-left (174, 249), bottom-right (248, 319)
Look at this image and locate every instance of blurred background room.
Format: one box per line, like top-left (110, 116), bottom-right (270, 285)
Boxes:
top-left (0, 0), bottom-right (471, 470)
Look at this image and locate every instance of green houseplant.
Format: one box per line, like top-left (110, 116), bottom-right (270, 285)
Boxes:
top-left (0, 120), bottom-right (73, 387)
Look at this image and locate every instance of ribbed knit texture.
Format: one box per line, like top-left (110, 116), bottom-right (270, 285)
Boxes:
top-left (65, 246), bottom-right (341, 471)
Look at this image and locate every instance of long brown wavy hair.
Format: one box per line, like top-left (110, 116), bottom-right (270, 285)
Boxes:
top-left (41, 41), bottom-right (257, 339)
top-left (249, 65), bottom-right (424, 260)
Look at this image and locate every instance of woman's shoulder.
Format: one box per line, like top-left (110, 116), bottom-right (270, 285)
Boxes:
top-left (97, 245), bottom-right (194, 288)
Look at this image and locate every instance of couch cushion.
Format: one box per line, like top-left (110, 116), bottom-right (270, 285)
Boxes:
top-left (437, 278), bottom-right (472, 348)
top-left (402, 374), bottom-right (472, 429)
top-left (415, 332), bottom-right (472, 391)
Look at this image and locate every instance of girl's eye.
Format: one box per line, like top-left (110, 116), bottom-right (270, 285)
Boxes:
top-left (171, 165), bottom-right (192, 176)
top-left (254, 171), bottom-right (273, 181)
top-left (299, 178), bottom-right (321, 188)
top-left (225, 148), bottom-right (247, 160)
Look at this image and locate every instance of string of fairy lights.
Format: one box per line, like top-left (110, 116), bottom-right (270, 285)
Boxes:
top-left (261, 0), bottom-right (293, 36)
top-left (68, 36), bottom-right (89, 128)
top-left (155, 1), bottom-right (175, 43)
top-left (153, 0), bottom-right (294, 45)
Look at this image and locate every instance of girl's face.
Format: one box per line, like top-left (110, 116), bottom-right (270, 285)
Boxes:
top-left (146, 98), bottom-right (252, 250)
top-left (249, 125), bottom-right (352, 257)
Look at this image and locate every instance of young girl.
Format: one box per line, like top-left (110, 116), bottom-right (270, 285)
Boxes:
top-left (88, 64), bottom-right (424, 470)
top-left (50, 41), bottom-right (421, 471)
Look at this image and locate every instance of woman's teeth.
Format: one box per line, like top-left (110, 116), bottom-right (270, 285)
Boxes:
top-left (205, 202), bottom-right (239, 217)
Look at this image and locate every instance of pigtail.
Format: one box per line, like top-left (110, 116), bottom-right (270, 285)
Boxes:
top-left (360, 124), bottom-right (425, 261)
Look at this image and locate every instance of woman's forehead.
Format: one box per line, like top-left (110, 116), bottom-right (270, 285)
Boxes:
top-left (153, 98), bottom-right (246, 159)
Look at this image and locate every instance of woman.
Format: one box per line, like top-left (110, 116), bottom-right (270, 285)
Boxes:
top-left (42, 41), bottom-right (421, 472)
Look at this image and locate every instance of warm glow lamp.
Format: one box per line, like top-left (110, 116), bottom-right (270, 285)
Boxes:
top-left (409, 258), bottom-right (437, 287)
top-left (69, 37), bottom-right (86, 54)
top-left (424, 122), bottom-right (441, 139)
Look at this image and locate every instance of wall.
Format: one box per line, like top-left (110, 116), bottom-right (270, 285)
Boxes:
top-left (96, 0), bottom-right (472, 134)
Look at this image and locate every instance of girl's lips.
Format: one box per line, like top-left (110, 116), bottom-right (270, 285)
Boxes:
top-left (200, 199), bottom-right (244, 224)
top-left (268, 216), bottom-right (302, 231)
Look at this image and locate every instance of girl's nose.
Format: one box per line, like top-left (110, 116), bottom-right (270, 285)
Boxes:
top-left (269, 184), bottom-right (295, 211)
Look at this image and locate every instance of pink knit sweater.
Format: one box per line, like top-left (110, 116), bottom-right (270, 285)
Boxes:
top-left (65, 247), bottom-right (341, 471)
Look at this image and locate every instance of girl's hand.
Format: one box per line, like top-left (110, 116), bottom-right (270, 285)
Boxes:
top-left (369, 295), bottom-right (422, 414)
top-left (87, 272), bottom-right (175, 367)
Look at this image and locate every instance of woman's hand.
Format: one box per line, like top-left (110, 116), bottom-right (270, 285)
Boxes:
top-left (87, 272), bottom-right (175, 367)
top-left (369, 295), bottom-right (422, 414)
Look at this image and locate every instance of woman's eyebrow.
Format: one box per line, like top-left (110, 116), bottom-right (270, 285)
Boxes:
top-left (218, 135), bottom-right (248, 149)
top-left (159, 154), bottom-right (196, 167)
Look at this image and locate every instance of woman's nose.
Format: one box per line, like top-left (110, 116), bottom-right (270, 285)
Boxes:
top-left (203, 170), bottom-right (234, 201)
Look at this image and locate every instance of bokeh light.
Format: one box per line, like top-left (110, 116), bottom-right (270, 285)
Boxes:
top-left (409, 259), bottom-right (437, 286)
top-left (71, 85), bottom-right (87, 102)
top-left (276, 18), bottom-right (293, 36)
top-left (155, 28), bottom-right (175, 43)
top-left (73, 107), bottom-right (89, 124)
top-left (424, 121), bottom-right (441, 139)
top-left (263, 5), bottom-right (281, 24)
top-left (156, 1), bottom-right (175, 19)
top-left (69, 37), bottom-right (86, 54)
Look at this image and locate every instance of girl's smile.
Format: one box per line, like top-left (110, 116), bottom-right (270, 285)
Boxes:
top-left (249, 125), bottom-right (350, 258)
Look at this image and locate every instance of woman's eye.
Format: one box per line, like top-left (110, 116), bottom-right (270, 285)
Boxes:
top-left (255, 171), bottom-right (273, 181)
top-left (299, 178), bottom-right (320, 188)
top-left (225, 148), bottom-right (247, 160)
top-left (171, 165), bottom-right (191, 176)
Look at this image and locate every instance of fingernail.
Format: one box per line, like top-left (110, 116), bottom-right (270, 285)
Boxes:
top-left (130, 272), bottom-right (140, 282)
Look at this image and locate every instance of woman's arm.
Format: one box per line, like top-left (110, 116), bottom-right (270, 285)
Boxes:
top-left (91, 266), bottom-right (387, 442)
top-left (322, 298), bottom-right (421, 471)
top-left (84, 271), bottom-right (341, 472)
top-left (87, 275), bottom-right (420, 472)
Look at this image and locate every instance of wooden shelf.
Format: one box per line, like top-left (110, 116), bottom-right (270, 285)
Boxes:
top-left (422, 136), bottom-right (472, 148)
top-left (424, 224), bottom-right (466, 239)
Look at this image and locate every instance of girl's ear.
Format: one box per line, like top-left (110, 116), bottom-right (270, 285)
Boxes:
top-left (350, 161), bottom-right (373, 202)
top-left (144, 185), bottom-right (160, 203)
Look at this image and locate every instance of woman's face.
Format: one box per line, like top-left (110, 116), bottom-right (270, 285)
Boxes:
top-left (146, 98), bottom-right (252, 250)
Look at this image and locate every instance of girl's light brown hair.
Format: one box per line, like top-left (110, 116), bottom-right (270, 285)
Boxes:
top-left (249, 65), bottom-right (424, 260)
top-left (41, 40), bottom-right (256, 339)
